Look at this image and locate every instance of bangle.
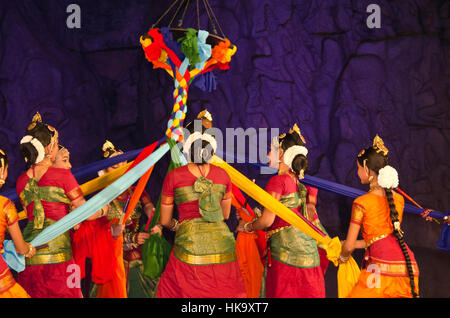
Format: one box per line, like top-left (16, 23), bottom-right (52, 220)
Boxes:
top-left (24, 244), bottom-right (33, 258)
top-left (339, 254), bottom-right (349, 263)
top-left (132, 233), bottom-right (138, 244)
top-left (170, 218), bottom-right (179, 232)
top-left (243, 221), bottom-right (254, 233)
top-left (156, 223), bottom-right (163, 230)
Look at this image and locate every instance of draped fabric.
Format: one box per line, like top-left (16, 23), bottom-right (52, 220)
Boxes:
top-left (233, 194), bottom-right (264, 298)
top-left (28, 143), bottom-right (170, 248)
top-left (337, 256), bottom-right (360, 298)
top-left (142, 139), bottom-right (181, 282)
top-left (210, 155), bottom-right (342, 263)
top-left (347, 193), bottom-right (420, 298)
top-left (157, 158), bottom-right (246, 298)
top-left (0, 195), bottom-right (29, 297)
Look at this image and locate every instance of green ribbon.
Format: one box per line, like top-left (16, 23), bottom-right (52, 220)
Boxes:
top-left (177, 28), bottom-right (201, 65)
top-left (20, 178), bottom-right (71, 230)
top-left (194, 177), bottom-right (225, 223)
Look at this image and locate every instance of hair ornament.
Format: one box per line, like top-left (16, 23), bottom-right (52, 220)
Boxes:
top-left (197, 109), bottom-right (213, 122)
top-left (373, 134), bottom-right (389, 156)
top-left (283, 145), bottom-right (308, 172)
top-left (378, 165), bottom-right (399, 189)
top-left (20, 135), bottom-right (45, 164)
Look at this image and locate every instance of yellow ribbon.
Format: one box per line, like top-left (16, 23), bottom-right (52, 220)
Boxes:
top-left (210, 155), bottom-right (342, 266)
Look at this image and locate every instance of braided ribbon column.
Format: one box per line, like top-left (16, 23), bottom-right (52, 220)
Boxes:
top-left (141, 28), bottom-right (236, 142)
top-left (166, 70), bottom-right (190, 142)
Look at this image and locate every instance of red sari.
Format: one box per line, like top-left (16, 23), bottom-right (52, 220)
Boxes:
top-left (156, 165), bottom-right (246, 298)
top-left (264, 174), bottom-right (325, 298)
top-left (16, 166), bottom-right (83, 298)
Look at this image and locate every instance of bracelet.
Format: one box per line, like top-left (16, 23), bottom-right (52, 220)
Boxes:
top-left (170, 218), bottom-right (179, 232)
top-left (243, 221), bottom-right (254, 233)
top-left (132, 233), bottom-right (138, 244)
top-left (339, 254), bottom-right (349, 263)
top-left (156, 223), bottom-right (163, 230)
top-left (24, 244), bottom-right (33, 258)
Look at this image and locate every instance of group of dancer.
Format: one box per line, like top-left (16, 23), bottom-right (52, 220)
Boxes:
top-left (0, 110), bottom-right (423, 298)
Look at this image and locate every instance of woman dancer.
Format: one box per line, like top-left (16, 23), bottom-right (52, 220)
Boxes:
top-left (16, 113), bottom-right (107, 298)
top-left (239, 124), bottom-right (327, 298)
top-left (340, 135), bottom-right (419, 298)
top-left (156, 124), bottom-right (246, 298)
top-left (0, 148), bottom-right (36, 298)
top-left (91, 141), bottom-right (158, 298)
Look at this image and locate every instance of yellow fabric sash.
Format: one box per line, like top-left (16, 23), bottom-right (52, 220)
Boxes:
top-left (337, 256), bottom-right (361, 298)
top-left (210, 155), bottom-right (341, 262)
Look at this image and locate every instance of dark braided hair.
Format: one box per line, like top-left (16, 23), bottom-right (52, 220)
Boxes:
top-left (279, 130), bottom-right (308, 176)
top-left (357, 146), bottom-right (418, 298)
top-left (385, 188), bottom-right (418, 298)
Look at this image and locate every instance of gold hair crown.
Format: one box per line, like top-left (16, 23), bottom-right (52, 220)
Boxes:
top-left (102, 140), bottom-right (123, 158)
top-left (288, 123), bottom-right (306, 144)
top-left (373, 134), bottom-right (389, 156)
top-left (197, 109), bottom-right (213, 122)
top-left (27, 112), bottom-right (58, 138)
top-left (27, 112), bottom-right (43, 131)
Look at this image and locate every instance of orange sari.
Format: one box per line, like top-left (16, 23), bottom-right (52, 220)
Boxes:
top-left (95, 228), bottom-right (127, 298)
top-left (0, 196), bottom-right (29, 298)
top-left (347, 192), bottom-right (419, 298)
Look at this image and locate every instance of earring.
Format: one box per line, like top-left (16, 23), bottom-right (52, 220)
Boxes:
top-left (0, 179), bottom-right (5, 185)
top-left (368, 175), bottom-right (374, 182)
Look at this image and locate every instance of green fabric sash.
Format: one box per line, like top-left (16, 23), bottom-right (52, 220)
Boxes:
top-left (270, 182), bottom-right (319, 268)
top-left (22, 218), bottom-right (72, 265)
top-left (19, 178), bottom-right (71, 230)
top-left (174, 179), bottom-right (227, 223)
top-left (174, 218), bottom-right (236, 265)
top-left (177, 28), bottom-right (201, 64)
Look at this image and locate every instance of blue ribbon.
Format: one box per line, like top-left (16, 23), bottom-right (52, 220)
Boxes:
top-left (195, 30), bottom-right (211, 70)
top-left (29, 143), bottom-right (170, 248)
top-left (1, 240), bottom-right (25, 272)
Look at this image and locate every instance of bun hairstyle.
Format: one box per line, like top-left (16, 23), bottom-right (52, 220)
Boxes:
top-left (279, 123), bottom-right (308, 178)
top-left (357, 135), bottom-right (418, 298)
top-left (19, 112), bottom-right (57, 165)
top-left (183, 123), bottom-right (217, 164)
top-left (102, 140), bottom-right (123, 159)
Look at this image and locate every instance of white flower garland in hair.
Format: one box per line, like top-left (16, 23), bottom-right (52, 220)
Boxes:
top-left (283, 145), bottom-right (308, 171)
top-left (20, 135), bottom-right (45, 164)
top-left (182, 132), bottom-right (218, 155)
top-left (378, 165), bottom-right (399, 189)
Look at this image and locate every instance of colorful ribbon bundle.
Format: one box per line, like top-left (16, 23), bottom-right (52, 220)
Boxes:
top-left (140, 27), bottom-right (236, 142)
